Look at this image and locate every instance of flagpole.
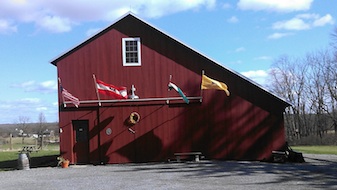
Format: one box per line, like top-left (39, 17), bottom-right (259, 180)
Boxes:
top-left (200, 70), bottom-right (204, 102)
top-left (92, 74), bottom-right (101, 106)
top-left (58, 77), bottom-right (67, 108)
top-left (167, 74), bottom-right (172, 104)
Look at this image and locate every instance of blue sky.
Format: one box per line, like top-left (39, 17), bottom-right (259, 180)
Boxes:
top-left (0, 0), bottom-right (335, 124)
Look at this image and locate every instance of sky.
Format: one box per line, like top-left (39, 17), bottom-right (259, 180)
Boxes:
top-left (0, 0), bottom-right (335, 124)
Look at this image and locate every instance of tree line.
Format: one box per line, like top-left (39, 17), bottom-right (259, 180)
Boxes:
top-left (0, 113), bottom-right (59, 150)
top-left (268, 28), bottom-right (337, 144)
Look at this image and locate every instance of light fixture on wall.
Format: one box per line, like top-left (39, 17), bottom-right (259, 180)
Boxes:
top-left (128, 84), bottom-right (139, 99)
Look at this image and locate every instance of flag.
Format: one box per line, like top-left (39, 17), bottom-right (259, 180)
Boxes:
top-left (60, 86), bottom-right (80, 107)
top-left (168, 82), bottom-right (189, 104)
top-left (96, 79), bottom-right (127, 99)
top-left (201, 74), bottom-right (230, 96)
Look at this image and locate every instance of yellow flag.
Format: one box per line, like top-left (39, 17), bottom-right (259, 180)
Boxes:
top-left (201, 75), bottom-right (230, 96)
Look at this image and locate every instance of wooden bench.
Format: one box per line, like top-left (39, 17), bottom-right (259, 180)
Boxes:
top-left (272, 151), bottom-right (287, 163)
top-left (174, 152), bottom-right (202, 162)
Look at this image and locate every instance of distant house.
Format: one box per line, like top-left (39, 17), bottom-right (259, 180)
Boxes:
top-left (51, 13), bottom-right (290, 164)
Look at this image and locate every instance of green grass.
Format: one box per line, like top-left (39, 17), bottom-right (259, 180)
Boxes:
top-left (0, 149), bottom-right (60, 162)
top-left (0, 151), bottom-right (19, 162)
top-left (0, 137), bottom-right (60, 171)
top-left (292, 146), bottom-right (337, 155)
top-left (0, 149), bottom-right (60, 171)
top-left (0, 137), bottom-right (60, 162)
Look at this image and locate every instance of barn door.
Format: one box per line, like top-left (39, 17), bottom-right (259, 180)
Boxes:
top-left (73, 120), bottom-right (89, 164)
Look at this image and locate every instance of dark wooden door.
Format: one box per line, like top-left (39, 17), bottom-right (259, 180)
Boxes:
top-left (73, 120), bottom-right (89, 164)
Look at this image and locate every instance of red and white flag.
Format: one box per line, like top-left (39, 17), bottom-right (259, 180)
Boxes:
top-left (96, 79), bottom-right (127, 99)
top-left (60, 86), bottom-right (80, 107)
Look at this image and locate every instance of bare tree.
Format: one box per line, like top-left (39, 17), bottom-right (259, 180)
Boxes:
top-left (269, 48), bottom-right (337, 142)
top-left (37, 112), bottom-right (47, 150)
top-left (16, 116), bottom-right (30, 144)
top-left (306, 51), bottom-right (330, 138)
top-left (326, 33), bottom-right (337, 135)
top-left (268, 27), bottom-right (337, 144)
top-left (268, 55), bottom-right (308, 140)
top-left (331, 27), bottom-right (337, 52)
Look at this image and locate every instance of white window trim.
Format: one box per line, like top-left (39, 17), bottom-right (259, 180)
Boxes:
top-left (122, 37), bottom-right (141, 66)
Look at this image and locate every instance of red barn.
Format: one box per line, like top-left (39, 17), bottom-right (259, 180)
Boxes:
top-left (51, 13), bottom-right (290, 164)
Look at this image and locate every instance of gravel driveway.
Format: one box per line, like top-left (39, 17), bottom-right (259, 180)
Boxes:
top-left (0, 154), bottom-right (336, 190)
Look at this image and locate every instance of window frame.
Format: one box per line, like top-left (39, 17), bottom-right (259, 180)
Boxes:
top-left (122, 37), bottom-right (141, 66)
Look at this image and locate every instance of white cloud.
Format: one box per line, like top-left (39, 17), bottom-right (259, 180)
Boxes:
top-left (254, 56), bottom-right (272, 60)
top-left (11, 80), bottom-right (57, 94)
top-left (37, 15), bottom-right (73, 33)
top-left (1, 80), bottom-right (59, 123)
top-left (40, 81), bottom-right (58, 91)
top-left (272, 14), bottom-right (334, 31)
top-left (313, 14), bottom-right (334, 27)
top-left (267, 32), bottom-right (294, 39)
top-left (136, 0), bottom-right (216, 18)
top-left (0, 19), bottom-right (17, 34)
top-left (86, 28), bottom-right (101, 37)
top-left (237, 0), bottom-right (313, 12)
top-left (222, 3), bottom-right (232, 9)
top-left (227, 47), bottom-right (246, 54)
top-left (227, 16), bottom-right (239, 23)
top-left (0, 98), bottom-right (58, 123)
top-left (19, 80), bottom-right (35, 88)
top-left (235, 47), bottom-right (246, 52)
top-left (241, 70), bottom-right (268, 86)
top-left (241, 70), bottom-right (268, 78)
top-left (36, 106), bottom-right (48, 111)
top-left (20, 98), bottom-right (41, 104)
top-left (273, 18), bottom-right (310, 30)
top-left (0, 0), bottom-right (216, 33)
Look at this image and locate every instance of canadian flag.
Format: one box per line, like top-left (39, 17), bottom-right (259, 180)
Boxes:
top-left (96, 79), bottom-right (127, 99)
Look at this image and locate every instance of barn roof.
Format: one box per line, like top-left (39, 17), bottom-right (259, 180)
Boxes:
top-left (50, 12), bottom-right (291, 108)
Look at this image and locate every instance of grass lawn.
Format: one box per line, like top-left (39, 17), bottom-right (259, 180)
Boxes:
top-left (0, 148), bottom-right (60, 171)
top-left (0, 137), bottom-right (60, 171)
top-left (292, 146), bottom-right (337, 155)
top-left (0, 150), bottom-right (60, 162)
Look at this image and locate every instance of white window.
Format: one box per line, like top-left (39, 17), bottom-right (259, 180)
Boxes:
top-left (122, 38), bottom-right (141, 66)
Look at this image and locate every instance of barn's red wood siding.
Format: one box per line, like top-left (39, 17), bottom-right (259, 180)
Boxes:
top-left (53, 14), bottom-right (289, 164)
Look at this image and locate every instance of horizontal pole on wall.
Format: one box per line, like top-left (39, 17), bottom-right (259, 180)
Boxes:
top-left (62, 96), bottom-right (202, 107)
